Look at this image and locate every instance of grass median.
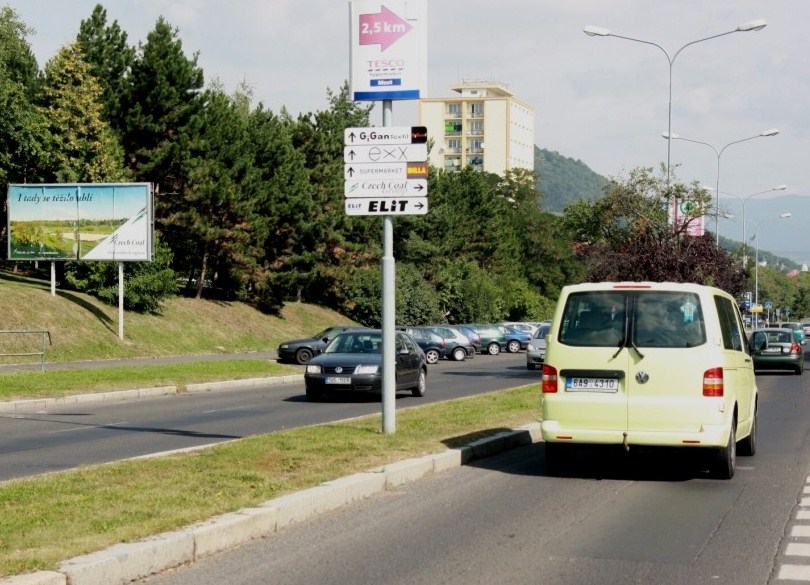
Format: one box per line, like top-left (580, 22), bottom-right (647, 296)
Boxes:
top-left (0, 376), bottom-right (539, 577)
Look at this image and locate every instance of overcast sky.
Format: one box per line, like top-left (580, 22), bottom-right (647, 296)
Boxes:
top-left (11, 1), bottom-right (810, 257)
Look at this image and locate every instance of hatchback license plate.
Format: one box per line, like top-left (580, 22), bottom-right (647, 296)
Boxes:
top-left (325, 376), bottom-right (351, 384)
top-left (566, 377), bottom-right (618, 392)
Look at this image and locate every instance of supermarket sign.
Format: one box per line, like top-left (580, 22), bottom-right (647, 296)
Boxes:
top-left (6, 183), bottom-right (153, 261)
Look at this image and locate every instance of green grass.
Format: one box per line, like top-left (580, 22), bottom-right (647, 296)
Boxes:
top-left (0, 385), bottom-right (540, 577)
top-left (0, 270), bottom-right (541, 577)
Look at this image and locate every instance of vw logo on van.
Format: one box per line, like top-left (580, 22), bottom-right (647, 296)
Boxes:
top-left (635, 371), bottom-right (649, 384)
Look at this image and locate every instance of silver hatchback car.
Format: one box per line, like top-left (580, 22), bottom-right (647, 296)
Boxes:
top-left (526, 322), bottom-right (551, 370)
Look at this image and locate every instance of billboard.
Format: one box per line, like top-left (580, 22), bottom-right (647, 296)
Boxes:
top-left (6, 183), bottom-right (153, 261)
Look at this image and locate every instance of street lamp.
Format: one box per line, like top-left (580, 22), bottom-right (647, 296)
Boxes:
top-left (720, 184), bottom-right (787, 264)
top-left (584, 19), bottom-right (767, 186)
top-left (751, 212), bottom-right (791, 308)
top-left (661, 128), bottom-right (780, 246)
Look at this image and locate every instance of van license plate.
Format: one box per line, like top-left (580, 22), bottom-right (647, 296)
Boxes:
top-left (566, 377), bottom-right (618, 392)
top-left (325, 376), bottom-right (351, 384)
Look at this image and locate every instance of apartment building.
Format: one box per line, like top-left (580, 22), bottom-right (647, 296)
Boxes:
top-left (418, 81), bottom-right (534, 175)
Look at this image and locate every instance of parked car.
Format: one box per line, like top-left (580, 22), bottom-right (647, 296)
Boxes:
top-left (304, 329), bottom-right (426, 401)
top-left (803, 323), bottom-right (810, 338)
top-left (502, 324), bottom-right (532, 353)
top-left (400, 326), bottom-right (448, 364)
top-left (448, 325), bottom-right (482, 354)
top-left (778, 322), bottom-right (805, 345)
top-left (277, 325), bottom-right (366, 365)
top-left (750, 327), bottom-right (804, 375)
top-left (526, 322), bottom-right (551, 370)
top-left (461, 324), bottom-right (508, 355)
top-left (428, 325), bottom-right (476, 361)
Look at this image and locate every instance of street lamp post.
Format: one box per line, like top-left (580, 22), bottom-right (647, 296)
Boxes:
top-left (751, 212), bottom-right (792, 308)
top-left (661, 129), bottom-right (781, 246)
top-left (584, 19), bottom-right (767, 187)
top-left (720, 184), bottom-right (788, 264)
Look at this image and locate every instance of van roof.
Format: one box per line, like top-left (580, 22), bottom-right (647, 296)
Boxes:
top-left (563, 281), bottom-right (726, 294)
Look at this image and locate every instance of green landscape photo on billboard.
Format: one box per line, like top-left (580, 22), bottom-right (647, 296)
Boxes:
top-left (6, 183), bottom-right (153, 262)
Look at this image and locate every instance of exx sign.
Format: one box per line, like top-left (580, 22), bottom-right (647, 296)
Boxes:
top-left (349, 0), bottom-right (427, 101)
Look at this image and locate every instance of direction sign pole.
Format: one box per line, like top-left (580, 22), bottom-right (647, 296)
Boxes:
top-left (381, 100), bottom-right (396, 434)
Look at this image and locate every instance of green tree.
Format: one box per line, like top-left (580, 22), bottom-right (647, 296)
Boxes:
top-left (0, 6), bottom-right (49, 186)
top-left (38, 42), bottom-right (127, 182)
top-left (76, 4), bottom-right (136, 134)
top-left (560, 166), bottom-right (745, 296)
top-left (285, 83), bottom-right (373, 307)
top-left (174, 87), bottom-right (261, 300)
top-left (65, 236), bottom-right (177, 313)
top-left (121, 16), bottom-right (204, 204)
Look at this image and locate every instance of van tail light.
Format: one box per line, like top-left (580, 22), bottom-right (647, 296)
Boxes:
top-left (703, 367), bottom-right (724, 397)
top-left (542, 364), bottom-right (558, 393)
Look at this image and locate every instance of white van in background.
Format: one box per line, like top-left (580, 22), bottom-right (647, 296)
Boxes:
top-left (541, 281), bottom-right (758, 479)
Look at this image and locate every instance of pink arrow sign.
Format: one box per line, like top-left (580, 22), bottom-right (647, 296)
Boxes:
top-left (359, 5), bottom-right (412, 51)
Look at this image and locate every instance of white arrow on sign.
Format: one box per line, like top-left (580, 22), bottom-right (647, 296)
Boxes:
top-left (345, 162), bottom-right (408, 180)
top-left (344, 197), bottom-right (428, 216)
top-left (345, 179), bottom-right (427, 198)
top-left (343, 143), bottom-right (427, 164)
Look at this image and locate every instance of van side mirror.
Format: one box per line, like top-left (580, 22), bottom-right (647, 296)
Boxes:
top-left (751, 331), bottom-right (767, 351)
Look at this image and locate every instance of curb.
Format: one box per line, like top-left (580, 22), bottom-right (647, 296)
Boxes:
top-left (1, 422), bottom-right (542, 585)
top-left (0, 375), bottom-right (305, 415)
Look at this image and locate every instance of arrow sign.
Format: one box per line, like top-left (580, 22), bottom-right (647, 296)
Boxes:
top-left (344, 143), bottom-right (427, 164)
top-left (345, 179), bottom-right (427, 198)
top-left (359, 5), bottom-right (413, 51)
top-left (345, 126), bottom-right (427, 145)
top-left (345, 197), bottom-right (428, 216)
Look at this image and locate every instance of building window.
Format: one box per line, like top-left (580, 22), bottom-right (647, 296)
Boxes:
top-left (446, 138), bottom-right (461, 153)
top-left (447, 103), bottom-right (461, 117)
top-left (469, 102), bottom-right (483, 118)
top-left (469, 120), bottom-right (483, 136)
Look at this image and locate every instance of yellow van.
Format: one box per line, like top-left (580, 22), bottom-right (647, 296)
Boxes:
top-left (541, 282), bottom-right (758, 479)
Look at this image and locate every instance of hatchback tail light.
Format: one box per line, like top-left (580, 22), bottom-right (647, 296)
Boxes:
top-left (542, 364), bottom-right (558, 393)
top-left (703, 367), bottom-right (723, 397)
top-left (791, 342), bottom-right (802, 354)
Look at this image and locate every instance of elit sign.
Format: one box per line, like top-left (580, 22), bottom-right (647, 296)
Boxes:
top-left (349, 0), bottom-right (427, 101)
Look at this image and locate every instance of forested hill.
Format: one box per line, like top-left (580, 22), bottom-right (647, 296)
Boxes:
top-left (534, 146), bottom-right (608, 213)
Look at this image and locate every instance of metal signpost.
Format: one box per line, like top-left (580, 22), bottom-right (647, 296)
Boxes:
top-left (349, 0), bottom-right (427, 434)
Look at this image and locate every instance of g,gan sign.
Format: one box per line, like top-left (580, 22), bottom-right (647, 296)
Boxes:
top-left (6, 183), bottom-right (153, 262)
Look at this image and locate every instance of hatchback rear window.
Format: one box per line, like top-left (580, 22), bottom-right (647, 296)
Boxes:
top-left (559, 290), bottom-right (706, 348)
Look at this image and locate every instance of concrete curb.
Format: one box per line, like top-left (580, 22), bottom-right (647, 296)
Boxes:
top-left (0, 376), bottom-right (305, 414)
top-left (1, 422), bottom-right (542, 585)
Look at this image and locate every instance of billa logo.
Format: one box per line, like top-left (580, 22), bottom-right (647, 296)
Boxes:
top-left (406, 163), bottom-right (428, 178)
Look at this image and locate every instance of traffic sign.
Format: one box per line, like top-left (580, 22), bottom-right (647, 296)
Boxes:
top-left (345, 179), bottom-right (427, 198)
top-left (344, 143), bottom-right (428, 164)
top-left (344, 126), bottom-right (427, 145)
top-left (345, 197), bottom-right (428, 216)
top-left (344, 161), bottom-right (428, 180)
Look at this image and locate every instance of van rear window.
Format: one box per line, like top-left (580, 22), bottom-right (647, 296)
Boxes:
top-left (560, 291), bottom-right (706, 348)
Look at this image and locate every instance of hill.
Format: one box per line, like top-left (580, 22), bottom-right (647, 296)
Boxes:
top-left (0, 269), bottom-right (353, 364)
top-left (534, 147), bottom-right (608, 213)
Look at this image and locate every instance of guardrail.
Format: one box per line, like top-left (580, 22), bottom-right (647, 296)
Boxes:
top-left (0, 329), bottom-right (52, 371)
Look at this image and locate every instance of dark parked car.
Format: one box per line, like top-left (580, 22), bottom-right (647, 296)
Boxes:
top-left (750, 327), bottom-right (804, 375)
top-left (428, 325), bottom-right (476, 361)
top-left (461, 324), bottom-right (508, 355)
top-left (277, 325), bottom-right (366, 365)
top-left (400, 326), bottom-right (448, 364)
top-left (304, 329), bottom-right (427, 401)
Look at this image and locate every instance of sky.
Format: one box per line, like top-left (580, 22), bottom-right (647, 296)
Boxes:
top-left (11, 0), bottom-right (810, 261)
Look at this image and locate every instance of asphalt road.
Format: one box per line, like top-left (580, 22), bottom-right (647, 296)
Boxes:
top-left (137, 368), bottom-right (810, 585)
top-left (0, 352), bottom-right (536, 482)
